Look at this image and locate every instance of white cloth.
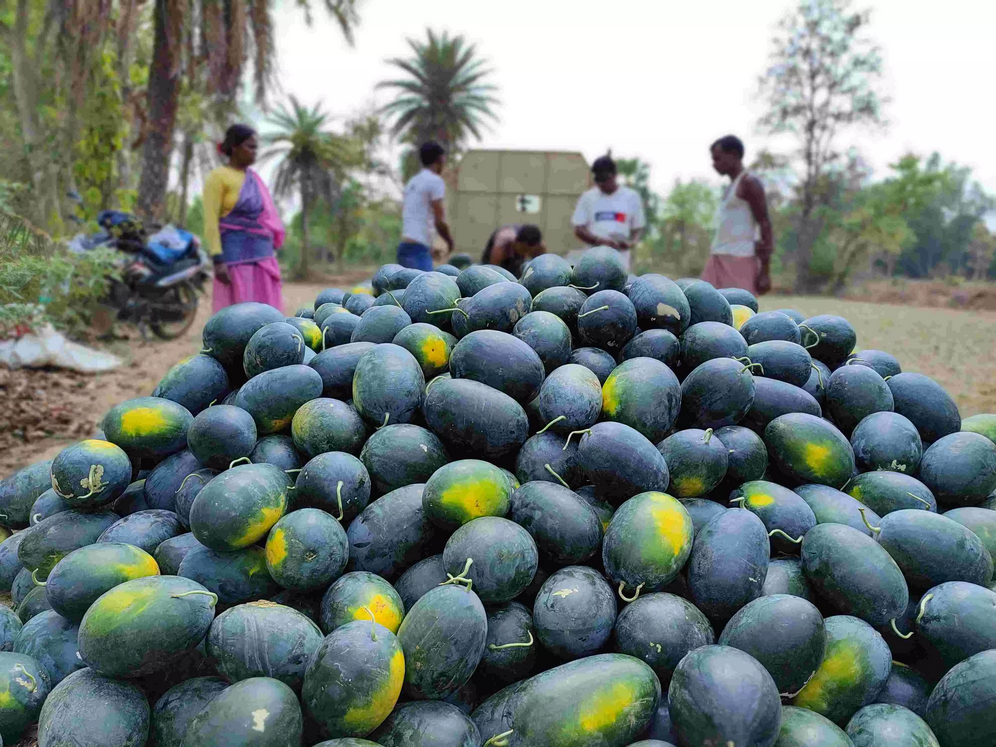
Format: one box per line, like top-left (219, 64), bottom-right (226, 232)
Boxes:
top-left (571, 186), bottom-right (646, 244)
top-left (401, 168), bottom-right (446, 247)
top-left (0, 324), bottom-right (122, 372)
top-left (712, 171), bottom-right (758, 257)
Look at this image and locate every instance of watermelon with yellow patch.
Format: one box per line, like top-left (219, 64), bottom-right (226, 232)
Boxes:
top-left (265, 508), bottom-right (348, 592)
top-left (602, 492), bottom-right (693, 598)
top-left (791, 614), bottom-right (892, 725)
top-left (320, 571), bottom-right (405, 635)
top-left (601, 358), bottom-right (681, 443)
top-left (234, 364), bottom-right (324, 435)
top-left (765, 412), bottom-right (855, 489)
top-left (177, 545), bottom-right (279, 607)
top-left (657, 428), bottom-right (728, 498)
top-left (291, 398), bottom-right (367, 458)
top-left (78, 575), bottom-right (217, 678)
top-left (44, 542), bottom-right (160, 622)
top-left (188, 462), bottom-right (290, 552)
top-left (371, 701), bottom-right (482, 746)
top-left (0, 651), bottom-right (51, 741)
top-left (422, 459), bottom-right (512, 531)
top-left (730, 304), bottom-right (756, 331)
top-left (285, 315), bottom-right (324, 352)
top-left (472, 653), bottom-right (660, 746)
top-left (102, 396), bottom-right (193, 460)
top-left (153, 353), bottom-right (230, 415)
top-left (18, 509), bottom-right (119, 580)
top-left (50, 439), bottom-right (133, 509)
top-left (303, 619), bottom-right (405, 738)
top-left (392, 322), bottom-right (457, 380)
top-left (732, 480), bottom-right (817, 554)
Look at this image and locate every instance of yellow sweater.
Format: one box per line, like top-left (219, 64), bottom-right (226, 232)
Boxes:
top-left (202, 166), bottom-right (246, 257)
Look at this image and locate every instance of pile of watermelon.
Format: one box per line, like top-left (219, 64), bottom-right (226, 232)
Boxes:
top-left (1, 246), bottom-right (995, 747)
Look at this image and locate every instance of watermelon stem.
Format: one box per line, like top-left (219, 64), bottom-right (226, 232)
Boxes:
top-left (845, 358), bottom-right (867, 366)
top-left (200, 347), bottom-right (212, 354)
top-left (703, 428), bottom-right (714, 444)
top-left (577, 305), bottom-right (610, 318)
top-left (617, 580), bottom-right (645, 602)
top-left (734, 356), bottom-right (753, 364)
top-left (170, 589), bottom-right (219, 607)
top-left (915, 593), bottom-right (934, 625)
top-left (483, 729), bottom-right (514, 747)
top-left (30, 569), bottom-right (46, 586)
top-left (767, 528), bottom-right (803, 544)
top-left (425, 375), bottom-right (448, 394)
top-left (798, 324), bottom-right (820, 349)
top-left (543, 463), bottom-right (570, 488)
top-left (890, 618), bottom-right (914, 640)
top-left (441, 557), bottom-right (474, 592)
top-left (361, 606), bottom-right (379, 641)
top-left (385, 290), bottom-right (401, 307)
top-left (207, 399), bottom-right (218, 408)
top-left (810, 363), bottom-right (825, 391)
top-left (30, 513), bottom-right (41, 525)
top-left (739, 362), bottom-right (765, 376)
top-left (906, 492), bottom-right (931, 509)
top-left (562, 429), bottom-right (592, 450)
top-left (284, 468), bottom-right (303, 474)
top-left (569, 282), bottom-right (599, 291)
top-left (426, 306), bottom-right (470, 320)
top-left (321, 327), bottom-right (329, 352)
top-left (729, 496), bottom-right (746, 507)
top-left (536, 415), bottom-right (566, 435)
top-left (333, 481), bottom-right (345, 521)
top-left (857, 507), bottom-right (881, 534)
top-left (228, 457), bottom-right (252, 469)
top-left (12, 664), bottom-right (37, 693)
top-left (883, 375), bottom-right (892, 381)
top-left (488, 630), bottom-right (534, 651)
top-left (378, 412), bottom-right (390, 429)
top-left (175, 469), bottom-right (212, 495)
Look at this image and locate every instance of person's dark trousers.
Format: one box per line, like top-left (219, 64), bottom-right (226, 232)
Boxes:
top-left (397, 241), bottom-right (433, 270)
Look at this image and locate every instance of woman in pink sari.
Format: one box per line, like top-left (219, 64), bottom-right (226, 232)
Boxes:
top-left (203, 124), bottom-right (285, 312)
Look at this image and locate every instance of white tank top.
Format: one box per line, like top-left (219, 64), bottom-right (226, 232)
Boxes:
top-left (711, 171), bottom-right (758, 257)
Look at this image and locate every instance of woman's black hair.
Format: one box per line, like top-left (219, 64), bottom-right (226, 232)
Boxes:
top-left (220, 124), bottom-right (256, 157)
top-left (515, 224), bottom-right (542, 247)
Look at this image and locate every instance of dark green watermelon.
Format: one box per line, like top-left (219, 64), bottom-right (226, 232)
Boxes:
top-left (887, 373), bottom-right (961, 444)
top-left (189, 462), bottom-right (289, 551)
top-left (0, 459), bottom-right (54, 528)
top-left (18, 509), bottom-right (119, 579)
top-left (0, 533), bottom-right (25, 593)
top-left (802, 358), bottom-right (832, 409)
top-left (285, 315), bottom-right (323, 351)
top-left (154, 533), bottom-right (204, 576)
top-left (248, 434), bottom-right (303, 471)
top-left (680, 497), bottom-right (727, 535)
top-left (732, 480), bottom-right (817, 553)
top-left (234, 364), bottom-right (323, 435)
top-left (915, 581), bottom-right (996, 668)
top-left (874, 662), bottom-right (932, 718)
top-left (243, 321), bottom-right (306, 378)
top-left (173, 468), bottom-right (217, 527)
top-left (50, 439), bottom-right (133, 509)
top-left (295, 451), bottom-right (370, 522)
top-left (0, 604), bottom-right (21, 650)
top-left (742, 377), bottom-right (822, 435)
top-left (776, 706), bottom-right (852, 747)
top-left (393, 555), bottom-right (446, 612)
top-left (359, 424), bottom-right (448, 495)
top-left (532, 565), bottom-right (616, 660)
top-left (12, 609), bottom-right (83, 686)
top-left (519, 254), bottom-right (573, 296)
top-left (530, 285), bottom-right (587, 335)
top-left (765, 412), bottom-right (854, 488)
top-left (509, 481), bottom-right (601, 564)
top-left (845, 471), bottom-right (937, 514)
top-left (451, 282), bottom-right (532, 338)
top-left (680, 357), bottom-right (757, 429)
top-left (423, 377), bottom-right (528, 460)
top-left (619, 329), bottom-right (680, 368)
top-left (265, 508), bottom-right (348, 592)
top-left (202, 302), bottom-right (285, 372)
top-left (450, 330), bottom-right (545, 403)
top-left (963, 413), bottom-right (996, 444)
top-left (514, 431), bottom-right (581, 488)
top-left (185, 405), bottom-right (256, 470)
top-left (351, 305), bottom-right (412, 344)
top-left (669, 645), bottom-right (780, 747)
top-left (479, 602), bottom-right (537, 685)
top-left (658, 429), bottom-right (728, 498)
top-left (577, 289), bottom-right (637, 350)
top-left (320, 571), bottom-right (405, 635)
top-left (16, 585), bottom-right (52, 622)
top-left (739, 311), bottom-right (802, 345)
top-left (456, 265), bottom-right (508, 297)
top-left (845, 703), bottom-right (939, 747)
top-left (847, 349), bottom-right (902, 378)
top-left (746, 340), bottom-right (812, 388)
top-left (944, 506), bottom-right (996, 559)
top-left (825, 364), bottom-right (895, 435)
top-left (919, 432), bottom-right (996, 507)
top-left (314, 302), bottom-right (348, 328)
top-left (150, 676), bottom-right (228, 747)
top-left (537, 363), bottom-right (603, 435)
top-left (143, 449), bottom-right (201, 512)
top-left (681, 280), bottom-right (733, 327)
top-left (925, 649), bottom-right (996, 746)
top-left (96, 510), bottom-right (182, 554)
top-left (182, 677), bottom-right (303, 746)
top-left (390, 269), bottom-right (424, 290)
top-left (37, 667), bottom-right (148, 747)
top-left (614, 592), bottom-right (714, 688)
top-left (794, 484), bottom-right (882, 537)
top-left (576, 421), bottom-right (670, 504)
top-left (601, 358), bottom-right (681, 443)
top-left (372, 265), bottom-right (404, 296)
top-left (679, 321), bottom-right (748, 371)
top-left (625, 275), bottom-right (693, 336)
top-left (800, 315), bottom-right (857, 369)
top-left (713, 425), bottom-right (768, 487)
top-left (110, 480), bottom-right (150, 516)
top-left (373, 288), bottom-right (405, 307)
top-left (372, 701), bottom-right (481, 746)
top-left (177, 545), bottom-right (278, 607)
top-left (512, 310), bottom-right (572, 374)
top-left (442, 516), bottom-right (538, 603)
top-left (316, 289), bottom-right (348, 308)
top-left (352, 344), bottom-right (425, 428)
top-left (718, 287), bottom-right (758, 312)
top-left (850, 411), bottom-right (922, 474)
top-left (10, 566), bottom-right (35, 606)
top-left (320, 310), bottom-right (362, 347)
top-left (571, 246), bottom-right (627, 293)
top-left (291, 398), bottom-right (367, 458)
top-left (29, 488), bottom-right (70, 526)
top-left (347, 483), bottom-right (437, 580)
top-left (762, 558), bottom-right (814, 601)
top-left (568, 346), bottom-right (618, 384)
top-left (153, 354), bottom-right (230, 415)
top-left (436, 263), bottom-right (461, 276)
top-left (401, 272), bottom-right (462, 326)
top-left (687, 509), bottom-right (769, 623)
top-left (392, 322), bottom-right (457, 380)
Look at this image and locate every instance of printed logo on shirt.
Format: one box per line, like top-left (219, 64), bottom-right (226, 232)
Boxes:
top-left (594, 211), bottom-right (627, 223)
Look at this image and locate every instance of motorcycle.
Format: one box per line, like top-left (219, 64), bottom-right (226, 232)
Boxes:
top-left (70, 209), bottom-right (211, 340)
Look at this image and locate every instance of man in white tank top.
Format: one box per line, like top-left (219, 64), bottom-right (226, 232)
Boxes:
top-left (701, 135), bottom-right (774, 295)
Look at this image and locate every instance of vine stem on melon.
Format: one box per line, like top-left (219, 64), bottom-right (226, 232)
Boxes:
top-left (846, 358), bottom-right (867, 366)
top-left (488, 630), bottom-right (534, 651)
top-left (562, 429), bottom-right (592, 451)
top-left (361, 606), bottom-right (379, 641)
top-left (907, 492), bottom-right (931, 509)
top-left (321, 327), bottom-right (329, 352)
top-left (31, 569), bottom-right (46, 586)
top-left (798, 324), bottom-right (820, 349)
top-left (484, 730), bottom-right (514, 747)
top-left (618, 580), bottom-right (645, 602)
top-left (810, 364), bottom-right (825, 390)
top-left (175, 469), bottom-right (212, 495)
top-left (426, 306), bottom-right (470, 320)
top-left (229, 457), bottom-right (252, 469)
top-left (739, 362), bottom-right (764, 376)
top-left (915, 593), bottom-right (934, 625)
top-left (333, 481), bottom-right (344, 522)
top-left (890, 618), bottom-right (913, 640)
top-left (702, 428), bottom-right (714, 444)
top-left (425, 375), bottom-right (447, 394)
top-left (577, 305), bottom-right (610, 319)
top-left (569, 283), bottom-right (599, 291)
top-left (857, 508), bottom-right (882, 535)
top-left (384, 290), bottom-right (401, 307)
top-left (77, 464), bottom-right (109, 501)
top-left (536, 415), bottom-right (566, 435)
top-left (543, 464), bottom-right (570, 488)
top-left (170, 589), bottom-right (219, 607)
top-left (767, 528), bottom-right (803, 544)
top-left (31, 513), bottom-right (41, 525)
top-left (441, 557), bottom-right (474, 593)
top-left (378, 412), bottom-right (390, 429)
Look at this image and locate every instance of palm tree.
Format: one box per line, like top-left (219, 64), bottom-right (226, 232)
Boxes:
top-left (265, 97), bottom-right (363, 279)
top-left (378, 29), bottom-right (499, 167)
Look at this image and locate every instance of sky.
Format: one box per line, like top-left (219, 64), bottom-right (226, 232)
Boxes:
top-left (271, 0), bottom-right (996, 199)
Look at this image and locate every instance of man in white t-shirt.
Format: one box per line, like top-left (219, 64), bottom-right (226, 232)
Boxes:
top-left (398, 141), bottom-right (455, 270)
top-left (572, 155), bottom-right (646, 270)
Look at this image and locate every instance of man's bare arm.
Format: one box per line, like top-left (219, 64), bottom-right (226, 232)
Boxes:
top-left (740, 177), bottom-right (773, 262)
top-left (431, 199), bottom-right (454, 253)
top-left (575, 225), bottom-right (617, 249)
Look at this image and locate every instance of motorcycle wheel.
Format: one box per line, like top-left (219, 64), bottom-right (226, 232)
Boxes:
top-left (150, 282), bottom-right (199, 340)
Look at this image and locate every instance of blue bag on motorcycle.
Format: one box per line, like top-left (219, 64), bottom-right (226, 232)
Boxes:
top-left (146, 227), bottom-right (195, 265)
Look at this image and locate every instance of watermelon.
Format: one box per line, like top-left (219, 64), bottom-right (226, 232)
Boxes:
top-left (680, 357), bottom-right (757, 429)
top-left (918, 431), bottom-right (996, 506)
top-left (512, 310), bottom-right (572, 374)
top-left (825, 364), bottom-right (895, 435)
top-left (679, 321), bottom-right (748, 371)
top-left (658, 429), bottom-right (728, 498)
top-left (762, 558), bottom-right (814, 601)
top-left (925, 649), bottom-right (996, 746)
top-left (150, 676), bottom-right (228, 747)
top-left (571, 245), bottom-right (627, 293)
top-left (234, 364), bottom-right (323, 435)
top-left (442, 516), bottom-right (538, 603)
top-left (315, 302), bottom-right (349, 328)
top-left (794, 484), bottom-right (882, 537)
top-left (603, 492), bottom-right (692, 596)
top-left (915, 581), bottom-right (996, 668)
top-left (0, 533), bottom-right (24, 592)
top-left (532, 565), bottom-right (616, 660)
top-left (423, 378), bottom-right (528, 460)
top-left (153, 354), bottom-right (230, 415)
top-left (771, 308), bottom-right (804, 324)
top-left (392, 323), bottom-right (457, 380)
top-left (50, 439), bottom-right (132, 509)
top-left (845, 471), bottom-right (937, 514)
top-left (372, 265), bottom-right (403, 295)
top-left (451, 281), bottom-right (532, 338)
top-left (619, 330), bottom-right (679, 369)
top-left (568, 346), bottom-right (618, 384)
top-left (18, 509), bottom-right (119, 580)
top-left (320, 571), bottom-right (405, 635)
top-left (887, 372), bottom-right (961, 444)
top-left (243, 321), bottom-right (306, 378)
top-left (397, 584), bottom-right (487, 699)
top-left (577, 421), bottom-right (670, 504)
top-left (874, 662), bottom-right (932, 717)
top-left (746, 340), bottom-right (812, 388)
top-left (207, 601), bottom-right (323, 690)
top-left (719, 287), bottom-right (758, 312)
top-left (668, 645), bottom-right (781, 747)
top-left (372, 701), bottom-right (480, 746)
top-left (963, 413), bottom-right (996, 444)
top-left (401, 272), bottom-right (461, 325)
top-left (321, 310), bottom-right (363, 347)
top-left (742, 377), bottom-right (823, 435)
top-left (800, 315), bottom-right (857, 369)
top-left (944, 506), bottom-right (996, 559)
top-left (730, 303), bottom-right (756, 331)
top-left (803, 358), bottom-right (832, 408)
top-left (46, 541), bottom-right (159, 620)
top-left (776, 707), bottom-right (853, 747)
top-left (847, 349), bottom-right (902, 378)
top-left (450, 330), bottom-right (545, 403)
top-left (16, 586), bottom-right (52, 623)
top-left (850, 411), bottom-right (922, 474)
top-left (422, 460), bottom-right (511, 530)
top-left (177, 545), bottom-right (278, 607)
top-left (37, 668), bottom-right (148, 747)
top-left (291, 398), bottom-right (367, 458)
top-left (687, 509), bottom-right (769, 623)
top-left (154, 533), bottom-right (204, 576)
top-left (845, 703), bottom-right (939, 747)
top-left (352, 344), bottom-right (425, 428)
top-left (284, 315), bottom-right (323, 351)
top-left (351, 305), bottom-right (412, 344)
top-left (479, 602), bottom-right (537, 685)
top-left (345, 291), bottom-right (376, 316)
top-left (11, 610), bottom-right (83, 686)
top-left (360, 424), bottom-right (448, 495)
top-left (739, 311), bottom-right (802, 345)
top-left (0, 605), bottom-right (21, 650)
top-left (143, 449), bottom-right (202, 512)
top-left (627, 274), bottom-right (691, 337)
top-left (602, 358), bottom-right (681, 443)
top-left (393, 554), bottom-right (446, 613)
top-left (185, 405), bottom-right (257, 470)
top-left (201, 301), bottom-right (285, 372)
top-left (102, 396), bottom-right (193, 460)
top-left (577, 289), bottom-right (637, 350)
top-left (265, 508), bottom-right (348, 591)
top-left (436, 262), bottom-right (461, 276)
top-left (9, 566), bottom-right (34, 606)
top-left (509, 481), bottom-right (601, 564)
top-left (316, 289), bottom-right (348, 308)
top-left (249, 434), bottom-right (303, 471)
top-left (295, 451), bottom-right (371, 523)
top-left (372, 289), bottom-right (405, 308)
top-left (614, 592), bottom-right (714, 688)
top-left (182, 677), bottom-right (303, 746)
top-left (537, 363), bottom-right (603, 435)
top-left (348, 483), bottom-right (437, 580)
top-left (173, 469), bottom-right (216, 527)
top-left (390, 269), bottom-right (423, 290)
top-left (110, 480), bottom-right (150, 516)
top-left (765, 413), bottom-right (855, 488)
top-left (456, 265), bottom-right (507, 297)
top-left (681, 497), bottom-right (726, 535)
top-left (519, 253), bottom-right (573, 295)
top-left (531, 285), bottom-right (587, 334)
top-left (732, 480), bottom-right (817, 553)
top-left (0, 459), bottom-right (54, 528)
top-left (189, 462), bottom-right (290, 552)
top-left (29, 488), bottom-right (71, 526)
top-left (514, 431), bottom-right (581, 488)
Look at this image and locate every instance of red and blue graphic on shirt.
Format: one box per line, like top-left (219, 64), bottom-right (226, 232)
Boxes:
top-left (594, 210), bottom-right (627, 223)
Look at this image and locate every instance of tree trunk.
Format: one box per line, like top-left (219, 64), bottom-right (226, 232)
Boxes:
top-left (298, 179), bottom-right (310, 280)
top-left (116, 0), bottom-right (143, 199)
top-left (136, 0), bottom-right (183, 221)
top-left (177, 134), bottom-right (194, 226)
top-left (793, 186), bottom-right (818, 294)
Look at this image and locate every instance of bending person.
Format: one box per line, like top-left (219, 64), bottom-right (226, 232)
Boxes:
top-left (481, 224), bottom-right (545, 278)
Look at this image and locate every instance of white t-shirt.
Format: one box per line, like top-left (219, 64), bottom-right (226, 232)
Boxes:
top-left (402, 169), bottom-right (446, 247)
top-left (571, 185), bottom-right (646, 243)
